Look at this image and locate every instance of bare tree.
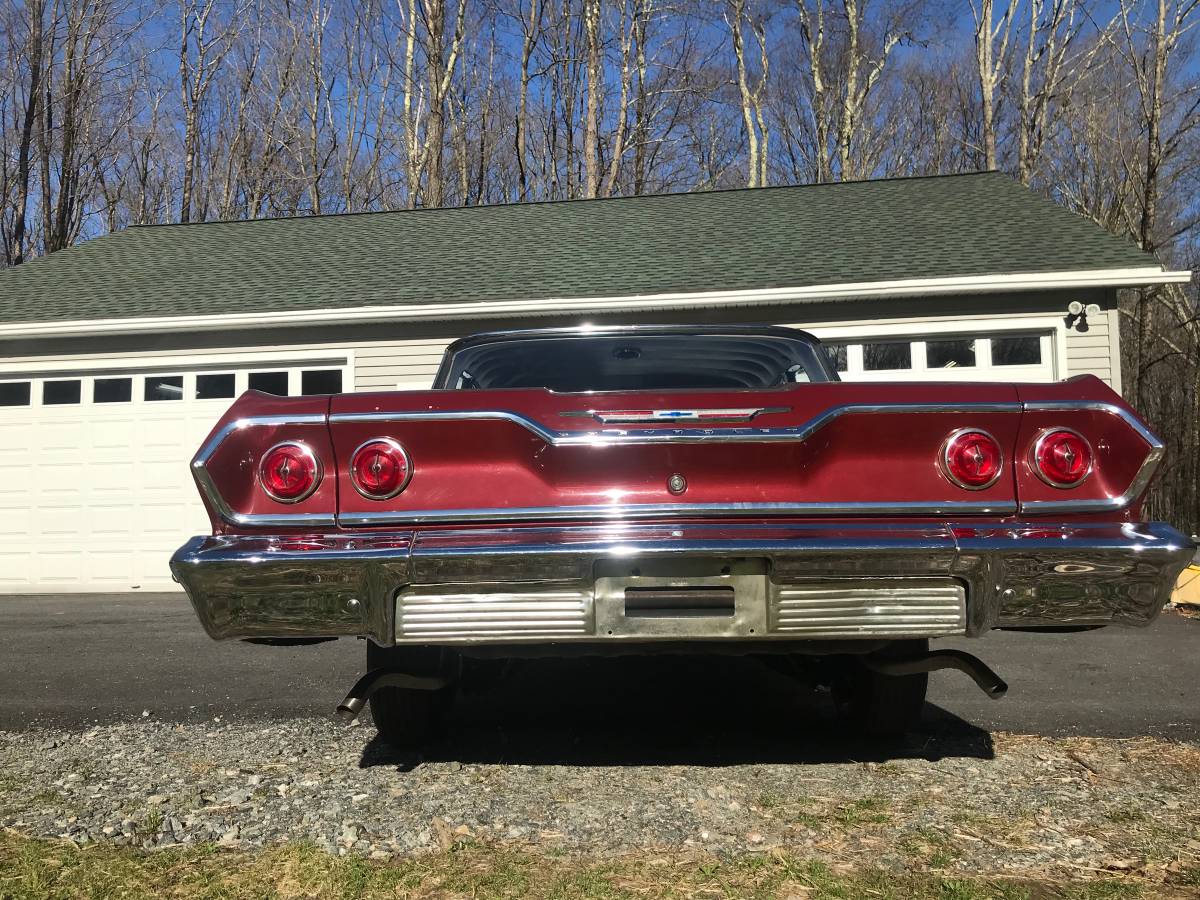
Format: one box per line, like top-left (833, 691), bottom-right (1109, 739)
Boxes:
top-left (793, 0), bottom-right (921, 181)
top-left (1, 0), bottom-right (45, 264)
top-left (971, 0), bottom-right (1018, 169)
top-left (178, 0), bottom-right (241, 223)
top-left (1014, 0), bottom-right (1112, 184)
top-left (726, 0), bottom-right (769, 187)
top-left (511, 0), bottom-right (544, 200)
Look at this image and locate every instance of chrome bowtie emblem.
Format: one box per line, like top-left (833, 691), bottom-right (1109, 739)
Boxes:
top-left (561, 406), bottom-right (789, 424)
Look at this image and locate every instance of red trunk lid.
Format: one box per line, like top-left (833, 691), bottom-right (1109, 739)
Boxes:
top-left (327, 383), bottom-right (1024, 524)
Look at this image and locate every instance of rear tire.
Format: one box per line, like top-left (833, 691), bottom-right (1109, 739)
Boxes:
top-left (832, 641), bottom-right (929, 738)
top-left (366, 642), bottom-right (458, 749)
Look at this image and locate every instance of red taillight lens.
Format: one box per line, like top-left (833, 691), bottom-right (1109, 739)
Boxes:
top-left (941, 429), bottom-right (1003, 490)
top-left (1033, 429), bottom-right (1093, 487)
top-left (259, 442), bottom-right (321, 503)
top-left (350, 438), bottom-right (412, 499)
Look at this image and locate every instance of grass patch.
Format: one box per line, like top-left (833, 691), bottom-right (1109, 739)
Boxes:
top-left (141, 807), bottom-right (164, 838)
top-left (900, 827), bottom-right (962, 869)
top-left (1163, 863), bottom-right (1200, 889)
top-left (1103, 807), bottom-right (1149, 825)
top-left (790, 794), bottom-right (893, 830)
top-left (831, 794), bottom-right (892, 827)
top-left (0, 830), bottom-right (1184, 899)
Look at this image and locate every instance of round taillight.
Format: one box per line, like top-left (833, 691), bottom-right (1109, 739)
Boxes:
top-left (350, 438), bottom-right (412, 500)
top-left (1033, 428), bottom-right (1093, 488)
top-left (259, 442), bottom-right (321, 503)
top-left (941, 428), bottom-right (1003, 490)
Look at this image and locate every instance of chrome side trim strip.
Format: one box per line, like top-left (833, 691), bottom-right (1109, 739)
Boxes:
top-left (192, 415), bottom-right (338, 528)
top-left (338, 499), bottom-right (1017, 527)
top-left (1018, 401), bottom-right (1165, 515)
top-left (327, 402), bottom-right (1023, 447)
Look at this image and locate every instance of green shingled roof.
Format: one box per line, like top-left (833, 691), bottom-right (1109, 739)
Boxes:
top-left (0, 172), bottom-right (1167, 326)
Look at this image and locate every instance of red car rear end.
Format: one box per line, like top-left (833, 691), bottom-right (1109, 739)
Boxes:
top-left (171, 326), bottom-right (1192, 743)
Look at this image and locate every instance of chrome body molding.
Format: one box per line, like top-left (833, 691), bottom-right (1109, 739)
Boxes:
top-left (337, 499), bottom-right (1018, 527)
top-left (191, 415), bottom-right (337, 529)
top-left (1019, 401), bottom-right (1164, 514)
top-left (327, 402), bottom-right (1023, 447)
top-left (170, 520), bottom-right (1192, 645)
top-left (190, 400), bottom-right (1165, 527)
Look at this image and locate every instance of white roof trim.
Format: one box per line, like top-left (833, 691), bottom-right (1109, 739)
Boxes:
top-left (0, 266), bottom-right (1189, 339)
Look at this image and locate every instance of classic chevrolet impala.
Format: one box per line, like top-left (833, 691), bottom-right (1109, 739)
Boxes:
top-left (171, 326), bottom-right (1192, 743)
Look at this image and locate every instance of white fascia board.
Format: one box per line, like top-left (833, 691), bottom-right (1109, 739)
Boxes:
top-left (0, 266), bottom-right (1190, 339)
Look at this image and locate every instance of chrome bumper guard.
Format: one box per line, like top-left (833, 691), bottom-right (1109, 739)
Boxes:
top-left (169, 521), bottom-right (1193, 645)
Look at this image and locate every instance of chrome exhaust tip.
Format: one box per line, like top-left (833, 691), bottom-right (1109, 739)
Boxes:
top-left (864, 649), bottom-right (1008, 699)
top-left (335, 669), bottom-right (451, 721)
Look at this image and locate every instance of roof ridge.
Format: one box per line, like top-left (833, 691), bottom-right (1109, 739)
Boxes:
top-left (126, 170), bottom-right (1004, 230)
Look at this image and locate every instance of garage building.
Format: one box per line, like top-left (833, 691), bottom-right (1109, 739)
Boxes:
top-left (0, 172), bottom-right (1189, 593)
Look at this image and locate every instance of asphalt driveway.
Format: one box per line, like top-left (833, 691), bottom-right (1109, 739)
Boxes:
top-left (0, 593), bottom-right (1196, 739)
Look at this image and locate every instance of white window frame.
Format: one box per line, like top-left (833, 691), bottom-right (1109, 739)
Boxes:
top-left (806, 316), bottom-right (1062, 382)
top-left (0, 350), bottom-right (355, 408)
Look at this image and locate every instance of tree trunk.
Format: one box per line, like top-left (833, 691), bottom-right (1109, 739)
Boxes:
top-left (9, 0), bottom-right (45, 264)
top-left (583, 0), bottom-right (602, 198)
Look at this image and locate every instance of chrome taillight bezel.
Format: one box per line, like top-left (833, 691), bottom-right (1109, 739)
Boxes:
top-left (939, 427), bottom-right (1004, 491)
top-left (349, 437), bottom-right (413, 500)
top-left (258, 440), bottom-right (323, 504)
top-left (1030, 427), bottom-right (1094, 489)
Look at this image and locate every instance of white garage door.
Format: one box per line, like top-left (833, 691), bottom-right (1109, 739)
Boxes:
top-left (0, 358), bottom-right (349, 593)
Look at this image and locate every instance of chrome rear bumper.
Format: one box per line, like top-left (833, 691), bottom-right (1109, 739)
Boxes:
top-left (169, 521), bottom-right (1193, 645)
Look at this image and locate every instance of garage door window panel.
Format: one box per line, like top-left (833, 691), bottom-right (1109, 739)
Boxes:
top-left (43, 380), bottom-right (81, 405)
top-left (196, 373), bottom-right (236, 400)
top-left (824, 343), bottom-right (848, 374)
top-left (863, 342), bottom-right (912, 371)
top-left (927, 339), bottom-right (976, 369)
top-left (145, 375), bottom-right (184, 401)
top-left (94, 377), bottom-right (132, 403)
top-left (249, 371), bottom-right (289, 396)
top-left (0, 381), bottom-right (31, 406)
top-left (992, 335), bottom-right (1042, 366)
top-left (301, 369), bottom-right (342, 395)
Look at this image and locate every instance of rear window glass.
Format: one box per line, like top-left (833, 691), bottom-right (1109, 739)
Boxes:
top-left (439, 333), bottom-right (833, 391)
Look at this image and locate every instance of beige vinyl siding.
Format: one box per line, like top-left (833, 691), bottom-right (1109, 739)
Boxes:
top-left (1063, 307), bottom-right (1113, 386)
top-left (0, 290), bottom-right (1119, 393)
top-left (354, 339), bottom-right (451, 390)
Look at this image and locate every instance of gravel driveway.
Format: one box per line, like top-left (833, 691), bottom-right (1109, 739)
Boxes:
top-left (2, 599), bottom-right (1198, 892)
top-left (2, 718), bottom-right (1198, 885)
